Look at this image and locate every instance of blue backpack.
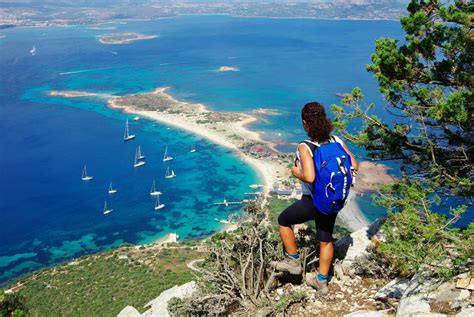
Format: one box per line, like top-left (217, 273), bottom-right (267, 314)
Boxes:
top-left (302, 138), bottom-right (353, 215)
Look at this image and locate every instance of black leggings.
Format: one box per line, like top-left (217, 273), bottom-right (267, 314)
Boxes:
top-left (278, 195), bottom-right (338, 242)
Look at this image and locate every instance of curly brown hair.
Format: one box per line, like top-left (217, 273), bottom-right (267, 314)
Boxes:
top-left (301, 102), bottom-right (332, 143)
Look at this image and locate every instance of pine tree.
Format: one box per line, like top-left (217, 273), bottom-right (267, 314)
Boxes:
top-left (332, 0), bottom-right (473, 277)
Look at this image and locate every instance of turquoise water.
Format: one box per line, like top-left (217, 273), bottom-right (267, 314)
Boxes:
top-left (0, 16), bottom-right (405, 285)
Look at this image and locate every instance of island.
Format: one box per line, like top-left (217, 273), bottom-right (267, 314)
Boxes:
top-left (98, 32), bottom-right (158, 45)
top-left (218, 66), bottom-right (240, 72)
top-left (48, 91), bottom-right (98, 98)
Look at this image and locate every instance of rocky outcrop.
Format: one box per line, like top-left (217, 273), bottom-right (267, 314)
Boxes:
top-left (396, 273), bottom-right (473, 316)
top-left (117, 306), bottom-right (141, 317)
top-left (117, 281), bottom-right (198, 317)
top-left (334, 217), bottom-right (386, 277)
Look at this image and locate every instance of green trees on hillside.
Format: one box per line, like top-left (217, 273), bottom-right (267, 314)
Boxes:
top-left (332, 0), bottom-right (473, 277)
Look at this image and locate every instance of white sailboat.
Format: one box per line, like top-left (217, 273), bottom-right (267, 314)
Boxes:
top-left (165, 166), bottom-right (176, 179)
top-left (103, 200), bottom-right (113, 215)
top-left (163, 145), bottom-right (173, 162)
top-left (133, 148), bottom-right (146, 168)
top-left (150, 180), bottom-right (162, 196)
top-left (81, 165), bottom-right (93, 181)
top-left (30, 45), bottom-right (36, 56)
top-left (190, 143), bottom-right (196, 153)
top-left (123, 119), bottom-right (136, 141)
top-left (154, 195), bottom-right (165, 210)
top-left (136, 145), bottom-right (145, 160)
top-left (108, 182), bottom-right (117, 194)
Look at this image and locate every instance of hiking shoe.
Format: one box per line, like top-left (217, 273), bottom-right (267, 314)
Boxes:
top-left (270, 257), bottom-right (302, 275)
top-left (305, 272), bottom-right (329, 295)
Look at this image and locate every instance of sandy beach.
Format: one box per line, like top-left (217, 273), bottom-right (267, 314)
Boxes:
top-left (50, 87), bottom-right (395, 231)
top-left (107, 87), bottom-right (290, 192)
top-left (98, 32), bottom-right (158, 44)
top-left (49, 91), bottom-right (98, 98)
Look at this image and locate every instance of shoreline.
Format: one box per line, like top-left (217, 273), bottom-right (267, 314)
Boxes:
top-left (106, 87), bottom-right (287, 193)
top-left (2, 15), bottom-right (400, 31)
top-left (49, 87), bottom-right (396, 232)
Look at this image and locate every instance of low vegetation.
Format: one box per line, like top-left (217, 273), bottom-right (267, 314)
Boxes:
top-left (5, 243), bottom-right (204, 316)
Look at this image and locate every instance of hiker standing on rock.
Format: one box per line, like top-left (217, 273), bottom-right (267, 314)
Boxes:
top-left (271, 102), bottom-right (358, 294)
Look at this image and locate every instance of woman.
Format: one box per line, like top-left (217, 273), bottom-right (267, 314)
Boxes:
top-left (271, 102), bottom-right (358, 294)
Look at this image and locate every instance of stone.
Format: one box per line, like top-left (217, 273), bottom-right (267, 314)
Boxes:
top-left (334, 217), bottom-right (386, 276)
top-left (456, 307), bottom-right (474, 317)
top-left (397, 274), bottom-right (436, 317)
top-left (117, 306), bottom-right (141, 317)
top-left (276, 288), bottom-right (285, 296)
top-left (141, 281), bottom-right (198, 317)
top-left (375, 277), bottom-right (411, 300)
top-left (455, 278), bottom-right (470, 289)
top-left (344, 310), bottom-right (390, 317)
top-left (457, 289), bottom-right (470, 301)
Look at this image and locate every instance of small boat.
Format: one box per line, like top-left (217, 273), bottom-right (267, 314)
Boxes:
top-left (81, 165), bottom-right (93, 181)
top-left (137, 145), bottom-right (145, 160)
top-left (108, 182), bottom-right (117, 194)
top-left (123, 119), bottom-right (136, 142)
top-left (249, 184), bottom-right (263, 189)
top-left (133, 116), bottom-right (140, 121)
top-left (30, 45), bottom-right (36, 56)
top-left (163, 145), bottom-right (173, 162)
top-left (133, 148), bottom-right (146, 168)
top-left (165, 166), bottom-right (176, 179)
top-left (190, 143), bottom-right (196, 153)
top-left (154, 195), bottom-right (165, 210)
top-left (103, 200), bottom-right (113, 215)
top-left (150, 180), bottom-right (162, 196)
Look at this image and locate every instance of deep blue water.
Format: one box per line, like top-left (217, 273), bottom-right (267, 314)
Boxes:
top-left (2, 16), bottom-right (464, 286)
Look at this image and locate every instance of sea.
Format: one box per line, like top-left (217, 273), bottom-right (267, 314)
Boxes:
top-left (0, 15), bottom-right (461, 286)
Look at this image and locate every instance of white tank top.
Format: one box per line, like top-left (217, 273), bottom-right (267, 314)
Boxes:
top-left (296, 135), bottom-right (345, 196)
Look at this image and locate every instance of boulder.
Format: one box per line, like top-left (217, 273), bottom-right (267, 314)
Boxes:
top-left (397, 274), bottom-right (437, 316)
top-left (142, 281), bottom-right (198, 317)
top-left (375, 277), bottom-right (411, 300)
top-left (456, 307), bottom-right (474, 317)
top-left (117, 306), bottom-right (142, 317)
top-left (334, 217), bottom-right (386, 276)
top-left (397, 272), bottom-right (473, 317)
top-left (455, 277), bottom-right (474, 291)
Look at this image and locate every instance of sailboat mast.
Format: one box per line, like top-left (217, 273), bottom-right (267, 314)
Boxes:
top-left (124, 120), bottom-right (129, 139)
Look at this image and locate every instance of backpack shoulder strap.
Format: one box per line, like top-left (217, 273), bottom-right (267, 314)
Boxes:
top-left (299, 140), bottom-right (319, 157)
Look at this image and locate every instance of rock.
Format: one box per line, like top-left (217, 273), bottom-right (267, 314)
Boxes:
top-left (456, 307), bottom-right (474, 317)
top-left (276, 288), bottom-right (285, 296)
top-left (456, 278), bottom-right (470, 289)
top-left (117, 306), bottom-right (141, 317)
top-left (141, 281), bottom-right (198, 317)
top-left (397, 274), bottom-right (437, 317)
top-left (375, 277), bottom-right (411, 300)
top-left (456, 277), bottom-right (474, 290)
top-left (334, 217), bottom-right (386, 276)
top-left (344, 310), bottom-right (390, 317)
top-left (457, 289), bottom-right (470, 301)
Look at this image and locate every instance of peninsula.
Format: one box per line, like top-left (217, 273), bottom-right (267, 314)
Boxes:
top-left (49, 87), bottom-right (396, 230)
top-left (98, 32), bottom-right (158, 45)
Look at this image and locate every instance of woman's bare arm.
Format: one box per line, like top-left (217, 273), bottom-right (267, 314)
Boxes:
top-left (291, 144), bottom-right (315, 183)
top-left (340, 142), bottom-right (359, 170)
